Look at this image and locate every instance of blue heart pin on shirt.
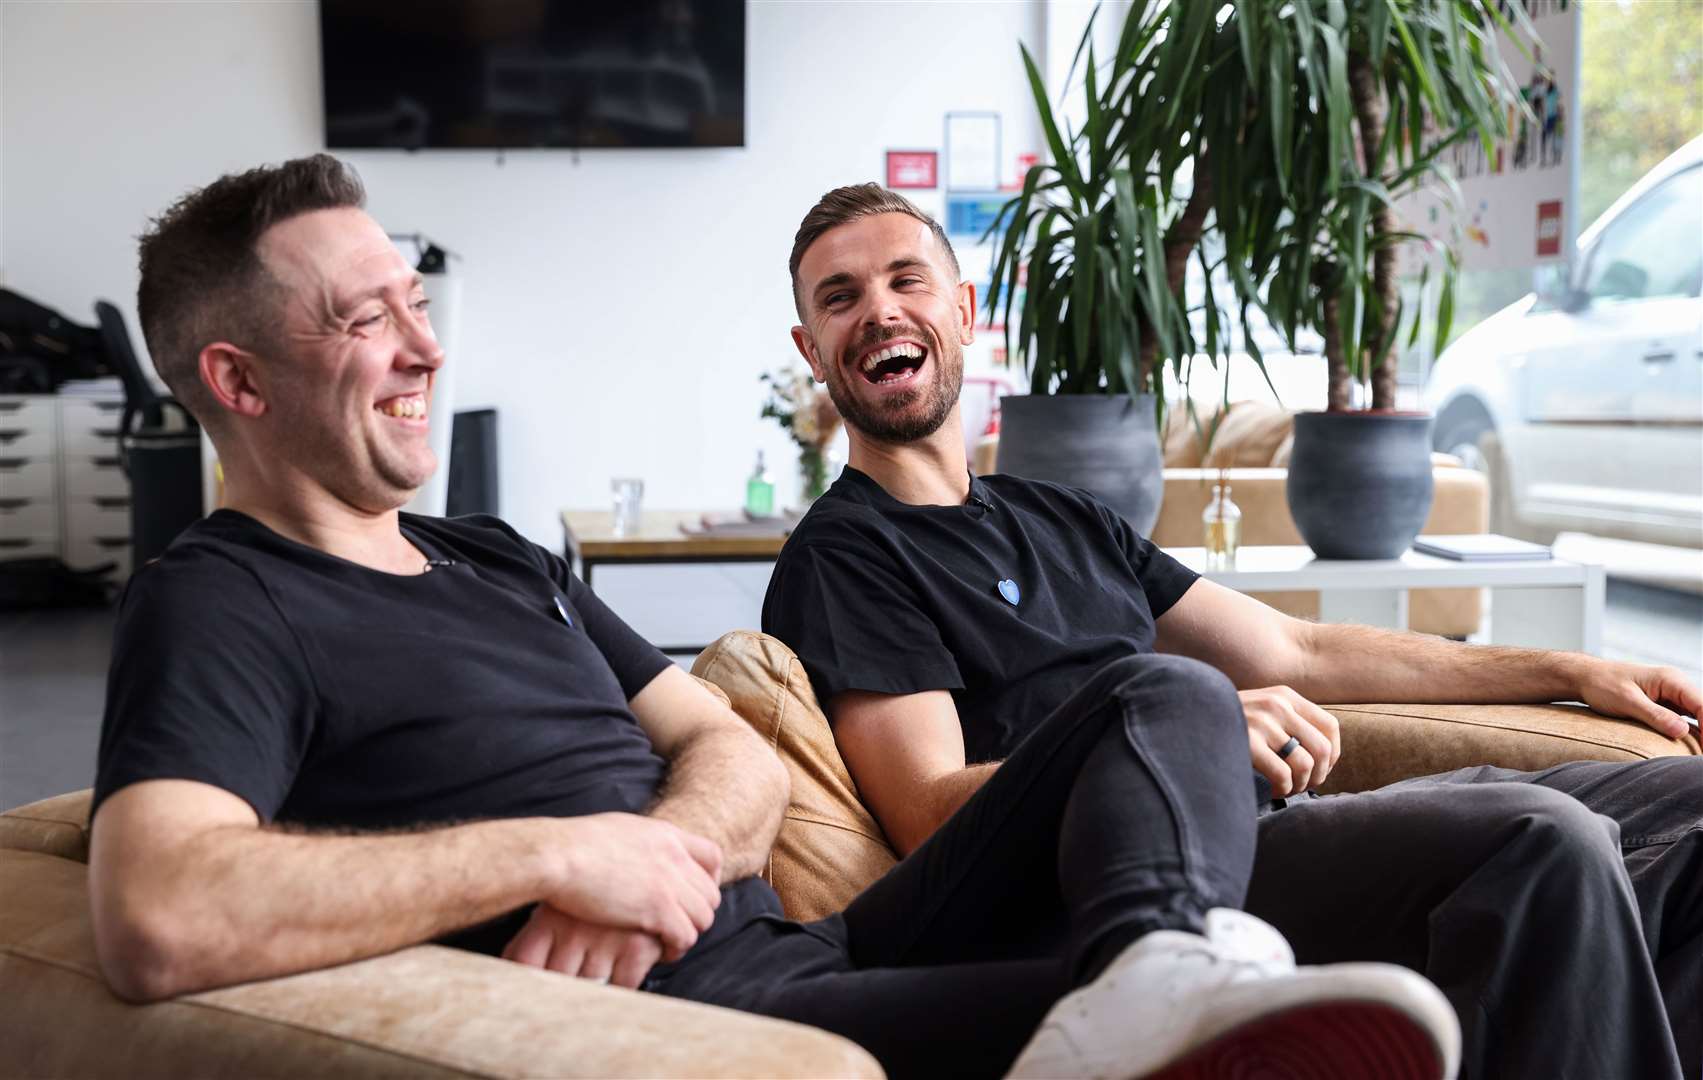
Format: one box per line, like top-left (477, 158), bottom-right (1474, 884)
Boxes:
top-left (997, 579), bottom-right (1021, 606)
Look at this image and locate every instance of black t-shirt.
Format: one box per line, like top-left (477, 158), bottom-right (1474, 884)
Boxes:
top-left (95, 509), bottom-right (780, 955)
top-left (762, 467), bottom-right (1199, 764)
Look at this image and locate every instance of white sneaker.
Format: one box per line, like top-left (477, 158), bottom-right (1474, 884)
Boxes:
top-left (1007, 908), bottom-right (1461, 1080)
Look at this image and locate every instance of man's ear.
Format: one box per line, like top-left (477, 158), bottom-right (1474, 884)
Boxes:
top-left (199, 343), bottom-right (269, 419)
top-left (790, 325), bottom-right (827, 384)
top-left (956, 279), bottom-right (977, 346)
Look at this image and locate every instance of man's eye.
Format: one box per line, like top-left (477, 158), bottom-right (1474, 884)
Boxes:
top-left (412, 298), bottom-right (432, 312)
top-left (354, 314), bottom-right (385, 328)
top-left (896, 277), bottom-right (923, 287)
top-left (825, 292), bottom-right (851, 306)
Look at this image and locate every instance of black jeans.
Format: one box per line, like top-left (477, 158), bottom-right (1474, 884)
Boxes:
top-left (1247, 757), bottom-right (1703, 1080)
top-left (649, 653), bottom-right (1256, 1079)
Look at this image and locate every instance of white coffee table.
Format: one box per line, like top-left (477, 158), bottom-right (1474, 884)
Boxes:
top-left (1168, 543), bottom-right (1606, 654)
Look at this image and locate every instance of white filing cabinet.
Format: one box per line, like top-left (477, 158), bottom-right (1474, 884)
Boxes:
top-left (0, 395), bottom-right (64, 561)
top-left (59, 392), bottom-right (132, 577)
top-left (0, 387), bottom-right (133, 578)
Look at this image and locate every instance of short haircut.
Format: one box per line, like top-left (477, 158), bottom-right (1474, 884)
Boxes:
top-left (136, 154), bottom-right (367, 429)
top-left (788, 183), bottom-right (960, 319)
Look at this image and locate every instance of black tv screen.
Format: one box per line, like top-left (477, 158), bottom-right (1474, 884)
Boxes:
top-left (321, 1), bottom-right (745, 150)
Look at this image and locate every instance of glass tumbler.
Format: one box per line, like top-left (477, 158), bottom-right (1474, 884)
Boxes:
top-left (611, 477), bottom-right (645, 538)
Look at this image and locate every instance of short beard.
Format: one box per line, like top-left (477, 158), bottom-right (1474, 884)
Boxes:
top-left (827, 332), bottom-right (963, 445)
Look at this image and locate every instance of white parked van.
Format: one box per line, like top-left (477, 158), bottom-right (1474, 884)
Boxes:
top-left (1424, 135), bottom-right (1703, 548)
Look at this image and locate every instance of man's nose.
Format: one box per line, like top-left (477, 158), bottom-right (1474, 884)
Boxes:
top-left (399, 311), bottom-right (446, 370)
top-left (859, 285), bottom-right (906, 327)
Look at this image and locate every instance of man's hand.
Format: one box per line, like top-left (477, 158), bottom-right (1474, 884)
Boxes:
top-left (503, 904), bottom-right (664, 989)
top-left (1576, 660), bottom-right (1701, 740)
top-left (545, 813), bottom-right (722, 961)
top-left (1240, 686), bottom-right (1342, 797)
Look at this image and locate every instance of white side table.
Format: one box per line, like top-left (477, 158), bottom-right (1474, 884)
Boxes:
top-left (1169, 544), bottom-right (1606, 655)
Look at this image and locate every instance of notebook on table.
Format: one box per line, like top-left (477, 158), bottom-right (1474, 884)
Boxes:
top-left (1412, 535), bottom-right (1554, 561)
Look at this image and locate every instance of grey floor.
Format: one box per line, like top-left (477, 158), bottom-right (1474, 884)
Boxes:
top-left (2, 582), bottom-right (1700, 813)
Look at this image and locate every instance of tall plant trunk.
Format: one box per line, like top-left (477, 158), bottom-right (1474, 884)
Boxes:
top-left (1322, 289), bottom-right (1352, 410)
top-left (1349, 52), bottom-right (1400, 411)
top-left (1139, 149), bottom-right (1215, 387)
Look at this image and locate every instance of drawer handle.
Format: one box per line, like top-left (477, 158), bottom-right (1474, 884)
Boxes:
top-left (0, 402), bottom-right (24, 414)
top-left (95, 537), bottom-right (131, 549)
top-left (93, 456), bottom-right (121, 468)
top-left (94, 401), bottom-right (124, 413)
top-left (93, 496), bottom-right (131, 509)
top-left (0, 538), bottom-right (29, 550)
top-left (0, 498), bottom-right (28, 510)
top-left (0, 430), bottom-right (23, 444)
top-left (93, 427), bottom-right (121, 438)
top-left (0, 458), bottom-right (24, 471)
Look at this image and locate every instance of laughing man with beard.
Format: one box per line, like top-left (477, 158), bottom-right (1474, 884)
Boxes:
top-left (762, 182), bottom-right (1703, 1080)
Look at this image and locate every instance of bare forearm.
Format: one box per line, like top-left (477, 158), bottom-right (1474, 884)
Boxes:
top-left (649, 726), bottom-right (788, 883)
top-left (94, 816), bottom-right (559, 1000)
top-left (1295, 622), bottom-right (1586, 704)
top-left (889, 762), bottom-right (1002, 856)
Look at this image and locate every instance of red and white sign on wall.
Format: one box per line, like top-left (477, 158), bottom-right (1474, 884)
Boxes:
top-left (886, 150), bottom-right (939, 190)
top-left (1535, 200), bottom-right (1564, 258)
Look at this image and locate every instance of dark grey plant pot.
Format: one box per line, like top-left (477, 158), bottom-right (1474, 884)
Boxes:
top-left (996, 394), bottom-right (1164, 535)
top-left (1287, 411), bottom-right (1436, 559)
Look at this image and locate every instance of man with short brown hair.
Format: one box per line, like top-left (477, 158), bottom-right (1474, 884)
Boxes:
top-left (764, 181), bottom-right (1703, 1080)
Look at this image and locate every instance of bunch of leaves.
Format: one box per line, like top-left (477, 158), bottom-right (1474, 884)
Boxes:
top-left (988, 0), bottom-right (1535, 413)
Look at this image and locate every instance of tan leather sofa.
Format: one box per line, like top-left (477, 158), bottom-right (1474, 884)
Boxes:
top-left (691, 631), bottom-right (1700, 922)
top-left (975, 400), bottom-right (1490, 637)
top-left (8, 633), bottom-right (1695, 1075)
top-left (0, 681), bottom-right (883, 1078)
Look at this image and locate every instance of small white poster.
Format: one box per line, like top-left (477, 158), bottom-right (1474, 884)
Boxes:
top-left (945, 112), bottom-right (1001, 192)
top-left (1399, 0), bottom-right (1580, 272)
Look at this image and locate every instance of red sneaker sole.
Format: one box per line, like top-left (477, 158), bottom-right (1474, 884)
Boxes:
top-left (1145, 1000), bottom-right (1445, 1080)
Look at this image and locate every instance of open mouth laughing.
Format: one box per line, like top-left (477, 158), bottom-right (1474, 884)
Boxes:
top-left (374, 392), bottom-right (428, 423)
top-left (853, 339), bottom-right (929, 389)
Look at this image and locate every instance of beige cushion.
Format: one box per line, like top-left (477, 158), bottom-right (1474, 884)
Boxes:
top-left (1201, 401), bottom-right (1294, 469)
top-left (692, 632), bottom-right (898, 921)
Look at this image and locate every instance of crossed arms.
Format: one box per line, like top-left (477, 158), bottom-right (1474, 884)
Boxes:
top-left (89, 665), bottom-right (788, 1002)
top-left (837, 577), bottom-right (1701, 856)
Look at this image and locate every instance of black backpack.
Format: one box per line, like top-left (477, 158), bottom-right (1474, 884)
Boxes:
top-left (0, 289), bottom-right (109, 394)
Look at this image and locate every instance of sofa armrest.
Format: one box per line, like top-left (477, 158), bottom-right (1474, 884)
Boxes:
top-left (1318, 702), bottom-right (1701, 794)
top-left (1, 850), bottom-right (881, 1079)
top-left (0, 790), bottom-right (93, 863)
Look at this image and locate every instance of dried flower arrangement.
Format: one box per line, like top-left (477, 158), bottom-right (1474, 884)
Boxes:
top-left (760, 367), bottom-right (843, 502)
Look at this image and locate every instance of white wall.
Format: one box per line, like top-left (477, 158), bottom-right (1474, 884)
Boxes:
top-left (1, 0), bottom-right (1044, 547)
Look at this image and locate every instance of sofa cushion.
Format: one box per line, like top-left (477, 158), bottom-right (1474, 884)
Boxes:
top-left (0, 790), bottom-right (93, 863)
top-left (1320, 702), bottom-right (1702, 794)
top-left (692, 632), bottom-right (898, 922)
top-left (1201, 401), bottom-right (1294, 469)
top-left (0, 850), bottom-right (882, 1079)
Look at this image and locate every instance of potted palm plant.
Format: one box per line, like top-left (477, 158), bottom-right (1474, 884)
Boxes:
top-left (1224, 0), bottom-right (1535, 557)
top-left (986, 8), bottom-right (1215, 534)
top-left (991, 0), bottom-right (1532, 555)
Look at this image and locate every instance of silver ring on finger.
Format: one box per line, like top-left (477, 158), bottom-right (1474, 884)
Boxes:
top-left (1276, 736), bottom-right (1301, 761)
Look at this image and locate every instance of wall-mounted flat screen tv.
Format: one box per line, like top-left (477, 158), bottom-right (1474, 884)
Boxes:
top-left (321, 1), bottom-right (745, 150)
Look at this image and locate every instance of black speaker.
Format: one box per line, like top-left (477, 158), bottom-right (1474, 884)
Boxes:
top-left (447, 408), bottom-right (498, 517)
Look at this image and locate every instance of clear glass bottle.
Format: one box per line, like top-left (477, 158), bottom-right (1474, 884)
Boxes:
top-left (745, 450), bottom-right (775, 517)
top-left (1202, 483), bottom-right (1242, 570)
